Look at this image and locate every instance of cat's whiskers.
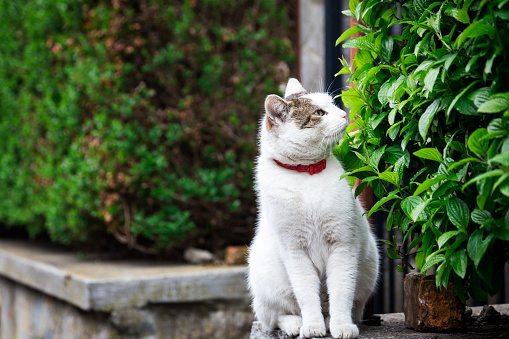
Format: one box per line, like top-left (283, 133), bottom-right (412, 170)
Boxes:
top-left (319, 133), bottom-right (328, 156)
top-left (326, 77), bottom-right (336, 94)
top-left (320, 125), bottom-right (343, 158)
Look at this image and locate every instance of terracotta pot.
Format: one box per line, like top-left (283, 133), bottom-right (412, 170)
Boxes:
top-left (404, 272), bottom-right (465, 332)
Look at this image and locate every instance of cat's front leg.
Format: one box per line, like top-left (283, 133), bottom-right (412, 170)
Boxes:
top-left (326, 245), bottom-right (360, 339)
top-left (284, 248), bottom-right (326, 338)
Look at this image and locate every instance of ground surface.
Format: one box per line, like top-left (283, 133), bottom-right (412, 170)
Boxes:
top-left (250, 304), bottom-right (509, 338)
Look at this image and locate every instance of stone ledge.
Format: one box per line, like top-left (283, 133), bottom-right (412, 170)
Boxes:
top-left (0, 240), bottom-right (248, 311)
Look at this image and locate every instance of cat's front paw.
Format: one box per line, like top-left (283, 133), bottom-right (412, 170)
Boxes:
top-left (299, 319), bottom-right (326, 338)
top-left (278, 315), bottom-right (302, 336)
top-left (329, 323), bottom-right (359, 339)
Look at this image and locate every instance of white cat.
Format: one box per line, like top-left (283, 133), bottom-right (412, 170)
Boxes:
top-left (247, 78), bottom-right (379, 339)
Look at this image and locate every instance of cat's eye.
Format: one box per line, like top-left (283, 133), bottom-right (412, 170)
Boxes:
top-left (313, 109), bottom-right (327, 117)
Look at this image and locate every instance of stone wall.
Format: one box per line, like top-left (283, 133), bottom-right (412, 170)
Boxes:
top-left (0, 276), bottom-right (252, 339)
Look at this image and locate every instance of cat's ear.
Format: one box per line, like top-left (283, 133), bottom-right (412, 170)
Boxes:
top-left (265, 94), bottom-right (288, 130)
top-left (284, 78), bottom-right (307, 98)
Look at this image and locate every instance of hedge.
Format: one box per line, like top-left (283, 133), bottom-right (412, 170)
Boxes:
top-left (0, 0), bottom-right (295, 254)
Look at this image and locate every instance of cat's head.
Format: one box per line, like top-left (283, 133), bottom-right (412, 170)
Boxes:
top-left (260, 78), bottom-right (348, 162)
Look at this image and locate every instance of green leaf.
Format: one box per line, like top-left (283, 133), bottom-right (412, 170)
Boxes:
top-left (353, 150), bottom-right (368, 164)
top-left (354, 181), bottom-right (368, 198)
top-left (441, 53), bottom-right (458, 82)
top-left (436, 263), bottom-right (453, 290)
top-left (437, 231), bottom-right (462, 249)
top-left (381, 36), bottom-right (394, 63)
top-left (471, 209), bottom-right (492, 225)
top-left (386, 204), bottom-right (399, 231)
top-left (447, 157), bottom-right (481, 172)
top-left (413, 174), bottom-right (446, 197)
top-left (340, 165), bottom-right (376, 180)
top-left (388, 107), bottom-right (398, 126)
top-left (342, 9), bottom-right (355, 18)
top-left (451, 249), bottom-right (467, 279)
top-left (469, 271), bottom-right (488, 301)
top-left (495, 213), bottom-right (509, 241)
top-left (336, 26), bottom-right (363, 46)
top-left (387, 247), bottom-right (401, 259)
top-left (484, 51), bottom-right (499, 75)
top-left (478, 96), bottom-right (509, 113)
top-left (339, 90), bottom-right (365, 109)
top-left (367, 194), bottom-right (399, 218)
top-left (446, 197), bottom-right (470, 231)
top-left (387, 122), bottom-right (402, 141)
top-left (446, 8), bottom-right (470, 24)
top-left (368, 145), bottom-right (387, 169)
top-left (469, 87), bottom-right (491, 107)
top-left (377, 79), bottom-right (392, 106)
top-left (446, 80), bottom-right (480, 118)
top-left (493, 172), bottom-right (509, 192)
top-left (410, 167), bottom-right (428, 183)
top-left (346, 176), bottom-right (357, 188)
top-left (421, 254), bottom-right (446, 272)
top-left (432, 181), bottom-right (460, 199)
top-left (462, 169), bottom-right (504, 190)
top-left (413, 148), bottom-right (443, 163)
top-left (424, 67), bottom-right (440, 93)
top-left (477, 177), bottom-right (494, 210)
top-left (379, 171), bottom-right (400, 186)
top-left (455, 21), bottom-right (495, 48)
top-left (490, 152), bottom-right (509, 166)
top-left (410, 198), bottom-right (431, 222)
top-left (384, 145), bottom-right (409, 165)
top-left (401, 196), bottom-right (424, 219)
top-left (487, 118), bottom-right (507, 134)
top-left (468, 128), bottom-right (489, 157)
top-left (419, 98), bottom-right (441, 140)
top-left (467, 229), bottom-right (495, 268)
top-left (370, 110), bottom-right (390, 130)
top-left (500, 177), bottom-right (509, 197)
top-left (393, 155), bottom-right (407, 182)
top-left (454, 275), bottom-right (466, 303)
top-left (339, 149), bottom-right (365, 172)
top-left (379, 239), bottom-right (395, 247)
top-left (335, 66), bottom-right (351, 76)
top-left (343, 35), bottom-right (376, 52)
top-left (354, 50), bottom-right (375, 68)
top-left (349, 0), bottom-right (359, 16)
top-left (408, 234), bottom-right (423, 252)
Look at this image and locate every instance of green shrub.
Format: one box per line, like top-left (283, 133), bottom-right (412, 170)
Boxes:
top-left (337, 0), bottom-right (509, 302)
top-left (0, 0), bottom-right (294, 254)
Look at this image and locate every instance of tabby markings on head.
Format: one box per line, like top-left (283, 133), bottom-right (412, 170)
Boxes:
top-left (287, 98), bottom-right (323, 129)
top-left (284, 91), bottom-right (323, 130)
top-left (284, 91), bottom-right (308, 101)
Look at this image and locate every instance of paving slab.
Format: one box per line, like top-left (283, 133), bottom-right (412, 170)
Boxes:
top-left (0, 240), bottom-right (248, 311)
top-left (250, 304), bottom-right (509, 338)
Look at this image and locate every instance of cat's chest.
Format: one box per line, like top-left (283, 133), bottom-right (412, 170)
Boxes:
top-left (261, 167), bottom-right (352, 222)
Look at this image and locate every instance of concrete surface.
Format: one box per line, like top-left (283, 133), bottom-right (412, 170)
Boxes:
top-left (250, 304), bottom-right (509, 339)
top-left (0, 240), bottom-right (247, 311)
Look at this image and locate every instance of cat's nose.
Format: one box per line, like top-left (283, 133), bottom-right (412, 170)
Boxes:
top-left (339, 110), bottom-right (347, 119)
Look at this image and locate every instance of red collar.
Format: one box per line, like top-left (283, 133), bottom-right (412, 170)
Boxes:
top-left (273, 159), bottom-right (327, 175)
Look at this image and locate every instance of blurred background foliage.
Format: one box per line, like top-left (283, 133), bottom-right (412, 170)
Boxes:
top-left (0, 0), bottom-right (295, 255)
